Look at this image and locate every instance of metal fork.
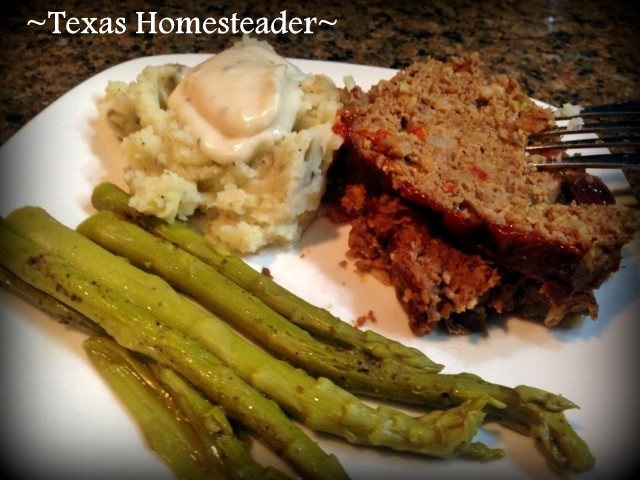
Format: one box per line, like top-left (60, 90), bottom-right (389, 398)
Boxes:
top-left (526, 102), bottom-right (640, 169)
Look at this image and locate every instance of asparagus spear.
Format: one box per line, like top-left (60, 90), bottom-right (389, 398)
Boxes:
top-left (83, 336), bottom-right (222, 480)
top-left (2, 208), bottom-right (492, 461)
top-left (76, 206), bottom-right (594, 473)
top-left (0, 217), bottom-right (347, 480)
top-left (1, 265), bottom-right (106, 336)
top-left (154, 366), bottom-right (291, 480)
top-left (2, 263), bottom-right (289, 479)
top-left (87, 336), bottom-right (289, 480)
top-left (91, 181), bottom-right (442, 373)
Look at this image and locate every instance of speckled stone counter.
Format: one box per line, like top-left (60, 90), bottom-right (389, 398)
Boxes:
top-left (1, 0), bottom-right (638, 145)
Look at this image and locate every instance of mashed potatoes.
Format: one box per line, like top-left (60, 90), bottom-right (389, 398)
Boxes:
top-left (100, 37), bottom-right (343, 253)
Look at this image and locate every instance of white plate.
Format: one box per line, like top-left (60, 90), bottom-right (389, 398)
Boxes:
top-left (1, 55), bottom-right (638, 479)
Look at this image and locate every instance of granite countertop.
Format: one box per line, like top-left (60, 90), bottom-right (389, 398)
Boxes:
top-left (1, 0), bottom-right (638, 146)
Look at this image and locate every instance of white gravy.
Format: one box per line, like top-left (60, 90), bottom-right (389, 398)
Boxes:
top-left (168, 41), bottom-right (307, 164)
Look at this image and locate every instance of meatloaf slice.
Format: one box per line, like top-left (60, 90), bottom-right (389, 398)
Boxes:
top-left (338, 184), bottom-right (501, 334)
top-left (337, 53), bottom-right (639, 327)
top-left (326, 154), bottom-right (596, 334)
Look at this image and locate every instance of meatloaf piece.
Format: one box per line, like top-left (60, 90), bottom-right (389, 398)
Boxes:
top-left (327, 53), bottom-right (639, 332)
top-left (326, 152), bottom-right (593, 334)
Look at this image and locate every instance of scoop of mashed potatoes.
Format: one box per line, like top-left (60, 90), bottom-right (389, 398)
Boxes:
top-left (100, 37), bottom-right (343, 253)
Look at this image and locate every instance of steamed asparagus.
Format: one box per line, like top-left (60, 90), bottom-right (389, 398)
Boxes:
top-left (1, 265), bottom-right (105, 336)
top-left (2, 267), bottom-right (289, 479)
top-left (83, 336), bottom-right (223, 480)
top-left (86, 336), bottom-right (289, 480)
top-left (87, 186), bottom-right (595, 473)
top-left (0, 217), bottom-right (347, 480)
top-left (2, 208), bottom-right (492, 461)
top-left (153, 366), bottom-right (291, 480)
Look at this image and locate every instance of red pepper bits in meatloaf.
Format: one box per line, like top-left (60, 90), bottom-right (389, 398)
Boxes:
top-left (326, 53), bottom-right (639, 333)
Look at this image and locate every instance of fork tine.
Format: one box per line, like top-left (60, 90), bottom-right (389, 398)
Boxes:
top-left (531, 153), bottom-right (640, 170)
top-left (526, 102), bottom-right (639, 169)
top-left (526, 135), bottom-right (640, 152)
top-left (528, 121), bottom-right (640, 138)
